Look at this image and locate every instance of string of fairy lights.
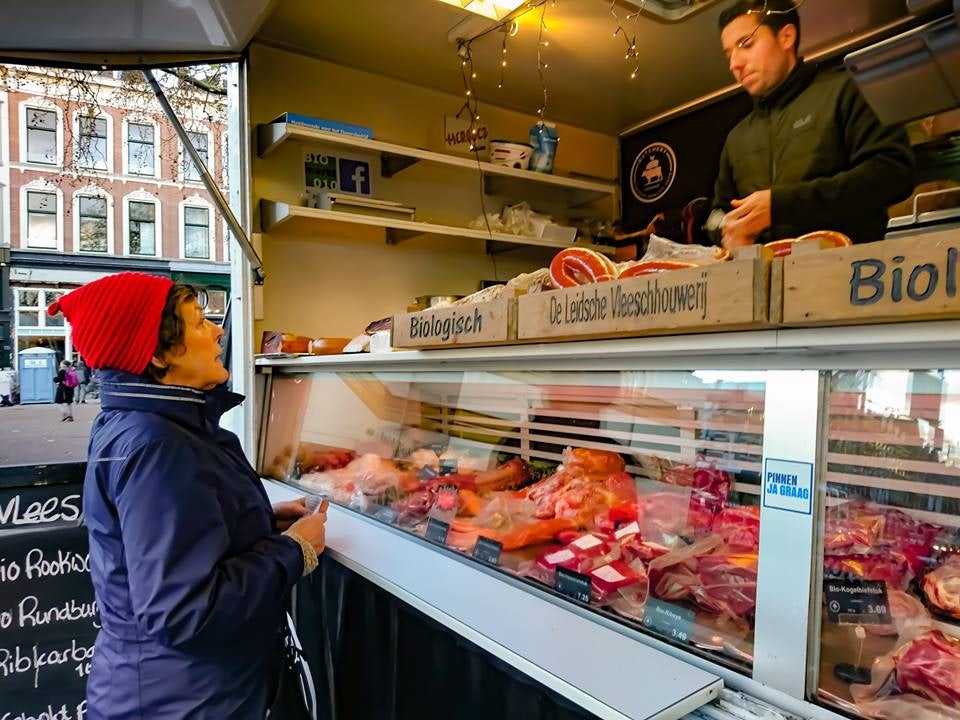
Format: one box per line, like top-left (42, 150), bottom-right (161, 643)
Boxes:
top-left (455, 0), bottom-right (664, 146)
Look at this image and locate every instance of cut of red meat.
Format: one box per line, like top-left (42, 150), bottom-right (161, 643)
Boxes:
top-left (922, 555), bottom-right (960, 619)
top-left (590, 560), bottom-right (650, 620)
top-left (713, 506), bottom-right (761, 552)
top-left (823, 517), bottom-right (880, 553)
top-left (824, 551), bottom-right (914, 590)
top-left (693, 553), bottom-right (758, 617)
top-left (893, 631), bottom-right (960, 707)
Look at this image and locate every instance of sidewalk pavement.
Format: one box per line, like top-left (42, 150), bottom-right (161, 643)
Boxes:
top-left (0, 400), bottom-right (101, 466)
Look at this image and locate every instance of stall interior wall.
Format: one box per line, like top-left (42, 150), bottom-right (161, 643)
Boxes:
top-left (248, 43), bottom-right (618, 340)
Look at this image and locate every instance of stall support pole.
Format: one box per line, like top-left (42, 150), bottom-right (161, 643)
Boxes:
top-left (143, 69), bottom-right (265, 285)
top-left (752, 370), bottom-right (824, 698)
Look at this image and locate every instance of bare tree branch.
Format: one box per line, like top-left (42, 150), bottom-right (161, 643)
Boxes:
top-left (159, 67), bottom-right (227, 96)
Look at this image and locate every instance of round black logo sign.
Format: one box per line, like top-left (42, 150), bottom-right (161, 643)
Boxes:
top-left (630, 142), bottom-right (677, 204)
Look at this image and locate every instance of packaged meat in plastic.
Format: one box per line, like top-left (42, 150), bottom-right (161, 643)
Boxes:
top-left (713, 506), bottom-right (761, 552)
top-left (482, 517), bottom-right (579, 552)
top-left (531, 537), bottom-right (621, 585)
top-left (638, 491), bottom-right (715, 546)
top-left (824, 551), bottom-right (915, 591)
top-left (637, 234), bottom-right (729, 266)
top-left (693, 553), bottom-right (758, 617)
top-left (851, 630), bottom-right (960, 711)
top-left (562, 447), bottom-right (626, 478)
top-left (590, 560), bottom-right (650, 619)
top-left (648, 535), bottom-right (723, 602)
top-left (823, 516), bottom-right (881, 554)
top-left (922, 555), bottom-right (960, 619)
top-left (864, 589), bottom-right (933, 637)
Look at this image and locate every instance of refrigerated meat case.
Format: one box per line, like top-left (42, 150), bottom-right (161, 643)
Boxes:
top-left (256, 323), bottom-right (960, 720)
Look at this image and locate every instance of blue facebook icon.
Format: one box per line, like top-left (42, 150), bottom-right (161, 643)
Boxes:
top-left (338, 158), bottom-right (371, 195)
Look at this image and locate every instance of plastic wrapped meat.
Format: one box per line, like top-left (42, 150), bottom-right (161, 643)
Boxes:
top-left (638, 492), bottom-right (715, 546)
top-left (300, 453), bottom-right (418, 500)
top-left (589, 560), bottom-right (650, 620)
top-left (713, 506), bottom-right (761, 552)
top-left (693, 553), bottom-right (758, 617)
top-left (661, 463), bottom-right (732, 512)
top-left (531, 534), bottom-right (620, 584)
top-left (864, 589), bottom-right (933, 637)
top-left (648, 535), bottom-right (723, 603)
top-left (562, 447), bottom-right (626, 477)
top-left (922, 555), bottom-right (960, 619)
top-left (852, 630), bottom-right (960, 711)
top-left (824, 551), bottom-right (914, 591)
top-left (823, 517), bottom-right (881, 553)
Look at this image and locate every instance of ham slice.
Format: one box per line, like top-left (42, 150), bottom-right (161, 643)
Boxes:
top-left (922, 555), bottom-right (960, 619)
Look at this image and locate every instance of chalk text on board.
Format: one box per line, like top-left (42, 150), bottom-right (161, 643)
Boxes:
top-left (409, 306), bottom-right (483, 342)
top-left (850, 248), bottom-right (958, 306)
top-left (1, 701), bottom-right (87, 720)
top-left (0, 640), bottom-right (94, 689)
top-left (0, 494), bottom-right (81, 528)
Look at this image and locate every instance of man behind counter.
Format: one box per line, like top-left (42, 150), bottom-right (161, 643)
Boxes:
top-left (712, 0), bottom-right (916, 252)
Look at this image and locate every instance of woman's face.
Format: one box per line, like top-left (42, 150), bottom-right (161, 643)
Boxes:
top-left (154, 297), bottom-right (229, 390)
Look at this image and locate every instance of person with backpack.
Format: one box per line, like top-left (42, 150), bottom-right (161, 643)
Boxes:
top-left (76, 358), bottom-right (92, 404)
top-left (55, 360), bottom-right (78, 422)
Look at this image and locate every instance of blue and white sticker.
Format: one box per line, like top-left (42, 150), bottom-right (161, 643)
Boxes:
top-left (762, 458), bottom-right (813, 515)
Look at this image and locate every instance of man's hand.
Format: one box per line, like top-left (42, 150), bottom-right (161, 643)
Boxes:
top-left (722, 189), bottom-right (772, 252)
top-left (273, 498), bottom-right (307, 531)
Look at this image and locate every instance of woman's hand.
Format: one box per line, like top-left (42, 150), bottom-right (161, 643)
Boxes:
top-left (288, 500), bottom-right (328, 555)
top-left (273, 498), bottom-right (308, 531)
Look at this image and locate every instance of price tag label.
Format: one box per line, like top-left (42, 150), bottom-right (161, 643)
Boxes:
top-left (642, 598), bottom-right (695, 643)
top-left (824, 579), bottom-right (892, 625)
top-left (472, 537), bottom-right (503, 566)
top-left (371, 505), bottom-right (398, 525)
top-left (555, 567), bottom-right (591, 604)
top-left (424, 518), bottom-right (451, 545)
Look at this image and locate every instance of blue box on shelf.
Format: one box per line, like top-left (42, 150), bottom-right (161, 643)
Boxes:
top-left (271, 112), bottom-right (373, 140)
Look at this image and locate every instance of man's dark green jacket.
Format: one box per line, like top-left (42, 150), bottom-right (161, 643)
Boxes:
top-left (713, 61), bottom-right (916, 244)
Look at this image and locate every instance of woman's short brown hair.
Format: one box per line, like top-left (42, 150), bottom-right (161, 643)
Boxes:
top-left (146, 284), bottom-right (198, 381)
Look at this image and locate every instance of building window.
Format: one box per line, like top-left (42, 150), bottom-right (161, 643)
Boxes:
top-left (183, 131), bottom-right (208, 182)
top-left (26, 191), bottom-right (58, 249)
top-left (26, 107), bottom-right (57, 164)
top-left (16, 289), bottom-right (40, 327)
top-left (128, 122), bottom-right (155, 176)
top-left (78, 196), bottom-right (108, 252)
top-left (128, 201), bottom-right (157, 256)
top-left (205, 289), bottom-right (228, 317)
top-left (183, 206), bottom-right (210, 259)
top-left (76, 115), bottom-right (108, 170)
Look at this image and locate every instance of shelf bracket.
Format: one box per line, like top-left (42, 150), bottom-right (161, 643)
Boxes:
top-left (386, 228), bottom-right (424, 245)
top-left (381, 152), bottom-right (420, 178)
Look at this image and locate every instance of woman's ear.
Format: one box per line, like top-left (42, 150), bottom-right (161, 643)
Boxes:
top-left (149, 356), bottom-right (167, 371)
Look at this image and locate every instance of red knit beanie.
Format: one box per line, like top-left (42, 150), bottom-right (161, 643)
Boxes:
top-left (47, 272), bottom-right (174, 374)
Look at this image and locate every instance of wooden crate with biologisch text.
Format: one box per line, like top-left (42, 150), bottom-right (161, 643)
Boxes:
top-left (392, 296), bottom-right (518, 349)
top-left (517, 256), bottom-right (771, 342)
top-left (780, 230), bottom-right (960, 326)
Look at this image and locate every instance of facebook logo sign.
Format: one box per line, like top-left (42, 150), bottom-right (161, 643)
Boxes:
top-left (338, 158), bottom-right (371, 195)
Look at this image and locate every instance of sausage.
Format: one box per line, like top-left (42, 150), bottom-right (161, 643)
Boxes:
top-left (549, 248), bottom-right (617, 289)
top-left (796, 230), bottom-right (852, 249)
top-left (618, 260), bottom-right (697, 279)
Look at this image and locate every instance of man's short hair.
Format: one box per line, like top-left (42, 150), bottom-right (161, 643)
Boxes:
top-left (719, 0), bottom-right (801, 53)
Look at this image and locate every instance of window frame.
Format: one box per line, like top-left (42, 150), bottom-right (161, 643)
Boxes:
top-left (19, 181), bottom-right (63, 251)
top-left (178, 196), bottom-right (214, 260)
top-left (19, 99), bottom-right (64, 166)
top-left (121, 191), bottom-right (162, 258)
top-left (121, 117), bottom-right (161, 178)
top-left (72, 187), bottom-right (114, 254)
top-left (72, 110), bottom-right (113, 173)
top-left (179, 127), bottom-right (213, 184)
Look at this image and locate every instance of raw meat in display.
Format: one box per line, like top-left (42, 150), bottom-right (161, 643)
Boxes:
top-left (922, 555), bottom-right (960, 619)
top-left (693, 553), bottom-right (758, 617)
top-left (638, 491), bottom-right (715, 545)
top-left (864, 589), bottom-right (932, 637)
top-left (853, 630), bottom-right (960, 710)
top-left (300, 453), bottom-right (419, 500)
top-left (824, 552), bottom-right (914, 591)
top-left (563, 447), bottom-right (626, 477)
top-left (475, 458), bottom-right (530, 492)
top-left (661, 464), bottom-right (732, 505)
top-left (531, 535), bottom-right (620, 584)
top-left (590, 560), bottom-right (650, 619)
top-left (823, 516), bottom-right (880, 553)
top-left (648, 535), bottom-right (723, 603)
top-left (713, 506), bottom-right (761, 552)
top-left (479, 517), bottom-right (579, 552)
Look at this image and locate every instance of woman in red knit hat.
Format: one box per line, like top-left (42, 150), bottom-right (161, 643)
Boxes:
top-left (48, 272), bottom-right (326, 719)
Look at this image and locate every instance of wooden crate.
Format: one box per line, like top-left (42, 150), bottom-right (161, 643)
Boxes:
top-left (780, 230), bottom-right (960, 325)
top-left (392, 296), bottom-right (517, 349)
top-left (517, 256), bottom-right (771, 342)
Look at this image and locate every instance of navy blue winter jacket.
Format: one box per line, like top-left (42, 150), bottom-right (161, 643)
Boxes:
top-left (83, 370), bottom-right (304, 719)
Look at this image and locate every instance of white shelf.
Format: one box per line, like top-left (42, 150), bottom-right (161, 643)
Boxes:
top-left (257, 122), bottom-right (617, 207)
top-left (259, 200), bottom-right (616, 255)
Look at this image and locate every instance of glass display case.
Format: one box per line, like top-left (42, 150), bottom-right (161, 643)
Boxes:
top-left (255, 332), bottom-right (960, 720)
top-left (816, 369), bottom-right (960, 720)
top-left (259, 368), bottom-right (767, 672)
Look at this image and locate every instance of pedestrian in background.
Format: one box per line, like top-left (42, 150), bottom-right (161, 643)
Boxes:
top-left (55, 360), bottom-right (77, 422)
top-left (0, 367), bottom-right (14, 407)
top-left (76, 358), bottom-right (92, 404)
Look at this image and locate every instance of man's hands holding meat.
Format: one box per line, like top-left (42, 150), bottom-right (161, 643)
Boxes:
top-left (722, 189), bottom-right (772, 252)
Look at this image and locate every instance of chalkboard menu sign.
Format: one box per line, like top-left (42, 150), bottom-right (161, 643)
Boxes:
top-left (0, 463), bottom-right (96, 720)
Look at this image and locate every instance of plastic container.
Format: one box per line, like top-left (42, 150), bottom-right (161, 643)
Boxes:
top-left (529, 121), bottom-right (559, 174)
top-left (489, 141), bottom-right (533, 169)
